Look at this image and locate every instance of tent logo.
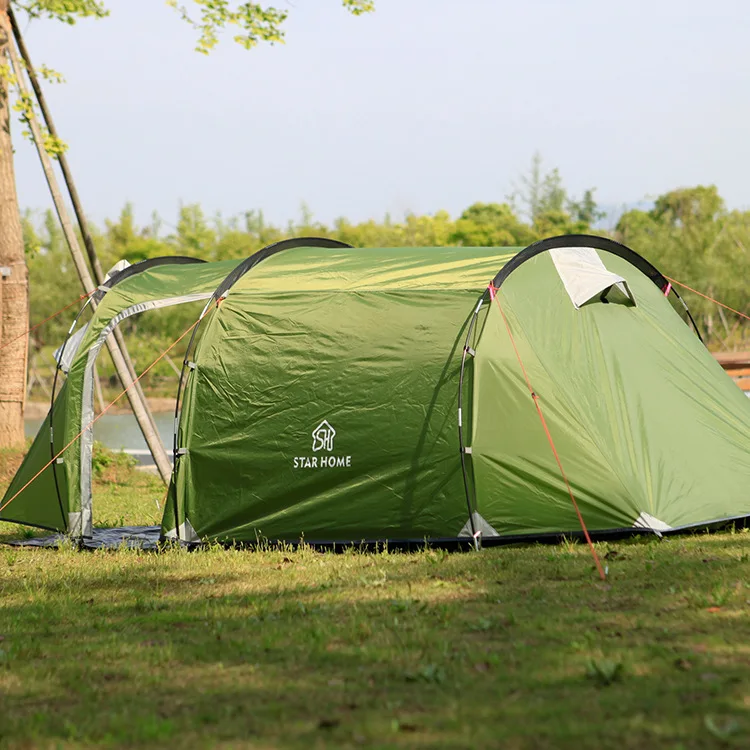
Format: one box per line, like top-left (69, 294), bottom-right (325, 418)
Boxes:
top-left (293, 420), bottom-right (351, 469)
top-left (312, 420), bottom-right (336, 452)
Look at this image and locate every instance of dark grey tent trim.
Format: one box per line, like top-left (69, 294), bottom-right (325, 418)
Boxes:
top-left (11, 512), bottom-right (750, 551)
top-left (491, 234), bottom-right (704, 343)
top-left (491, 234), bottom-right (668, 290)
top-left (93, 256), bottom-right (206, 303)
top-left (212, 236), bottom-right (352, 301)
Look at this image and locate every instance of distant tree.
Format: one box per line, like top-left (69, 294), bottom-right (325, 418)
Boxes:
top-left (616, 185), bottom-right (750, 346)
top-left (538, 166), bottom-right (566, 215)
top-left (450, 203), bottom-right (537, 247)
top-left (104, 203), bottom-right (168, 264)
top-left (19, 186), bottom-right (750, 355)
top-left (651, 185), bottom-right (724, 227)
top-left (25, 209), bottom-right (80, 347)
top-left (569, 188), bottom-right (605, 226)
top-left (335, 210), bottom-right (455, 248)
top-left (510, 151), bottom-right (603, 236)
top-left (172, 204), bottom-right (216, 258)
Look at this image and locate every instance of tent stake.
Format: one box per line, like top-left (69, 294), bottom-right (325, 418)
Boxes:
top-left (4, 26), bottom-right (172, 485)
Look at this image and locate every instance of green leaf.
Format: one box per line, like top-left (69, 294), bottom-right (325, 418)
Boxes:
top-left (13, 1), bottom-right (109, 24)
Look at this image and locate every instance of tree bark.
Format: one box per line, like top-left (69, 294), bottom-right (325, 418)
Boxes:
top-left (0, 4), bottom-right (28, 448)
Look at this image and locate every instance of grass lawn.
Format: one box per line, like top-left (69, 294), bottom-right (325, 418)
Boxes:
top-left (0, 448), bottom-right (749, 748)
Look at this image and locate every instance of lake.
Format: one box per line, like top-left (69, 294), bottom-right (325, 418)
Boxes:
top-left (25, 412), bottom-right (175, 465)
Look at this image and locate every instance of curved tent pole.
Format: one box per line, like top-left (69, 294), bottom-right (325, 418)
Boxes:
top-left (47, 256), bottom-right (206, 530)
top-left (210, 237), bottom-right (354, 301)
top-left (670, 289), bottom-right (705, 344)
top-left (492, 234), bottom-right (704, 341)
top-left (457, 289), bottom-right (490, 546)
top-left (169, 237), bottom-right (353, 542)
top-left (491, 234), bottom-right (668, 289)
top-left (98, 256), bottom-right (206, 295)
top-left (49, 255), bottom-right (206, 414)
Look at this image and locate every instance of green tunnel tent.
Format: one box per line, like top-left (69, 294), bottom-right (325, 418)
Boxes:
top-left (5, 234), bottom-right (750, 546)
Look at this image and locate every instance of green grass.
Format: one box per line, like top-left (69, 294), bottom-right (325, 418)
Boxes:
top-left (0, 449), bottom-right (749, 748)
top-left (0, 443), bottom-right (165, 540)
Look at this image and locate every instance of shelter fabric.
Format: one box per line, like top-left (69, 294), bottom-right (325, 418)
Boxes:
top-left (163, 246), bottom-right (515, 542)
top-left (5, 237), bottom-right (750, 546)
top-left (1, 259), bottom-right (240, 534)
top-left (472, 251), bottom-right (750, 537)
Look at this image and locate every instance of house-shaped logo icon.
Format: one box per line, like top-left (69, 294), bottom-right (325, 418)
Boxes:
top-left (312, 420), bottom-right (336, 452)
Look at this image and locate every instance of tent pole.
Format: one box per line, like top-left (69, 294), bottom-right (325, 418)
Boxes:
top-left (7, 7), bottom-right (166, 457)
top-left (92, 363), bottom-right (105, 415)
top-left (4, 30), bottom-right (172, 485)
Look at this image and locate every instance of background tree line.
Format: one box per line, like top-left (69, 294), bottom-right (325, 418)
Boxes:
top-left (21, 174), bottom-right (750, 401)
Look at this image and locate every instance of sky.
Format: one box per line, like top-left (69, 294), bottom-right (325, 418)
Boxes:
top-left (10, 0), bottom-right (750, 231)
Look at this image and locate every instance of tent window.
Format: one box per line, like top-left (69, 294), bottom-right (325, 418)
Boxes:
top-left (550, 247), bottom-right (635, 309)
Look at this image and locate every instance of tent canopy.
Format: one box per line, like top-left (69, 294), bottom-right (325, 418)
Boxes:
top-left (5, 235), bottom-right (750, 546)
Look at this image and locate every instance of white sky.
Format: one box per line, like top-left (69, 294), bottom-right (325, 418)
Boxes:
top-left (11, 0), bottom-right (750, 229)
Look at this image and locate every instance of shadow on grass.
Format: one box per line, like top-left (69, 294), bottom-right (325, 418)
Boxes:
top-left (0, 538), bottom-right (749, 747)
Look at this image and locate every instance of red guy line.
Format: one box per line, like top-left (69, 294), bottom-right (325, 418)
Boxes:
top-left (0, 319), bottom-right (198, 517)
top-left (665, 277), bottom-right (750, 322)
top-left (0, 290), bottom-right (94, 354)
top-left (488, 284), bottom-right (606, 581)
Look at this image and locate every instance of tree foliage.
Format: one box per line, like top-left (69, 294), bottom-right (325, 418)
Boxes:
top-left (12, 1), bottom-right (374, 52)
top-left (450, 203), bottom-right (537, 248)
top-left (4, 1), bottom-right (375, 154)
top-left (12, 1), bottom-right (108, 24)
top-left (509, 152), bottom-right (605, 237)
top-left (22, 176), bottom-right (750, 398)
top-left (616, 185), bottom-right (750, 346)
top-left (23, 161), bottom-right (604, 355)
top-left (167, 0), bottom-right (372, 53)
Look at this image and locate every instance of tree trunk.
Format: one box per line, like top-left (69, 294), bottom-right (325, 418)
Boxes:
top-left (0, 6), bottom-right (28, 448)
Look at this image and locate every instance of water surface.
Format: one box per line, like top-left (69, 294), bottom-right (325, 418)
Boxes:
top-left (25, 412), bottom-right (175, 465)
